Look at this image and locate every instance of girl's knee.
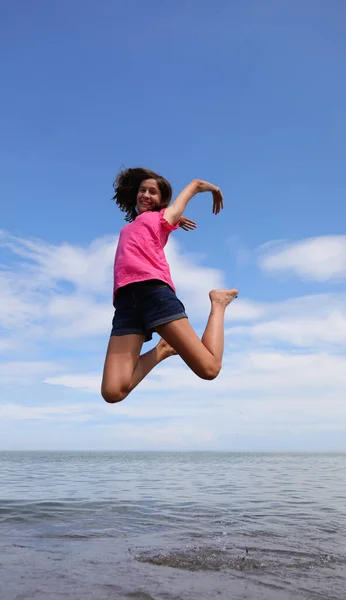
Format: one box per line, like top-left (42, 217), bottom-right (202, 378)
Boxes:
top-left (195, 360), bottom-right (221, 381)
top-left (101, 384), bottom-right (128, 404)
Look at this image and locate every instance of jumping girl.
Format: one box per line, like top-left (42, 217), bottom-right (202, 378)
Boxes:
top-left (101, 168), bottom-right (238, 404)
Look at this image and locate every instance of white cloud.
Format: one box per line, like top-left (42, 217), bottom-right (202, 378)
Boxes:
top-left (0, 231), bottom-right (117, 346)
top-left (0, 230), bottom-right (117, 293)
top-left (258, 235), bottom-right (346, 281)
top-left (45, 373), bottom-right (101, 393)
top-left (46, 296), bottom-right (112, 339)
top-left (165, 239), bottom-right (224, 317)
top-left (1, 229), bottom-right (346, 450)
top-left (224, 299), bottom-right (267, 321)
top-left (0, 360), bottom-right (62, 384)
top-left (0, 272), bottom-right (43, 329)
top-left (44, 349), bottom-right (346, 397)
top-left (0, 338), bottom-right (17, 353)
top-left (93, 420), bottom-right (216, 449)
top-left (227, 293), bottom-right (346, 347)
top-left (0, 231), bottom-right (227, 348)
top-left (230, 312), bottom-right (346, 347)
top-left (2, 384), bottom-right (345, 451)
top-left (0, 403), bottom-right (94, 422)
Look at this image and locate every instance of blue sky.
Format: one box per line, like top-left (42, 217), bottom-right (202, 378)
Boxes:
top-left (1, 0), bottom-right (346, 450)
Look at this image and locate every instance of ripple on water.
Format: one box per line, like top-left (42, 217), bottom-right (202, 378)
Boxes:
top-left (136, 544), bottom-right (345, 576)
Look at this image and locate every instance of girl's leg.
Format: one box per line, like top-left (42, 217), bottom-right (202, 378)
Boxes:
top-left (101, 335), bottom-right (176, 404)
top-left (156, 289), bottom-right (238, 380)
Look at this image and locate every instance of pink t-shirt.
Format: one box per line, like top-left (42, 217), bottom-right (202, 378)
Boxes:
top-left (113, 209), bottom-right (178, 297)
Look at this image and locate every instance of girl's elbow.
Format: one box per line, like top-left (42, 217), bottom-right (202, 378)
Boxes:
top-left (191, 179), bottom-right (203, 192)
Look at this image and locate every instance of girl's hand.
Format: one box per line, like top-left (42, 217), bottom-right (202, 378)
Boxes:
top-left (212, 187), bottom-right (224, 215)
top-left (164, 179), bottom-right (223, 226)
top-left (193, 180), bottom-right (224, 214)
top-left (179, 216), bottom-right (197, 231)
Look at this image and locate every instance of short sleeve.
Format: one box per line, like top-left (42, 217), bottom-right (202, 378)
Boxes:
top-left (159, 209), bottom-right (179, 231)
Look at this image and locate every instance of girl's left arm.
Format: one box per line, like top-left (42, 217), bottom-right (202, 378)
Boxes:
top-left (164, 179), bottom-right (224, 226)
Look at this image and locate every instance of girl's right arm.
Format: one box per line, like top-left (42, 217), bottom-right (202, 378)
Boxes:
top-left (164, 179), bottom-right (224, 226)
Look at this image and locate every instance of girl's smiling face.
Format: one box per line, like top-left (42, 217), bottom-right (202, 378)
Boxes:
top-left (136, 179), bottom-right (162, 214)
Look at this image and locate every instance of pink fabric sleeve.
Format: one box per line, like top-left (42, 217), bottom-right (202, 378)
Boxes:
top-left (159, 209), bottom-right (179, 231)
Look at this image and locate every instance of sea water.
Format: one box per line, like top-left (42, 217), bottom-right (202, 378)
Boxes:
top-left (1, 451), bottom-right (345, 599)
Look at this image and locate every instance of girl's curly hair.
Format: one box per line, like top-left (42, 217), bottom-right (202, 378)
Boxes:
top-left (112, 167), bottom-right (173, 222)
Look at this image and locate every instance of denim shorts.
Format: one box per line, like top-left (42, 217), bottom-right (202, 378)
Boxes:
top-left (111, 280), bottom-right (187, 342)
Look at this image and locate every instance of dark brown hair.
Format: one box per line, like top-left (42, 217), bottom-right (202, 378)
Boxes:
top-left (113, 167), bottom-right (173, 222)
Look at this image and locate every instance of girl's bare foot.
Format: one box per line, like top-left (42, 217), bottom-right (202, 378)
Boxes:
top-left (156, 338), bottom-right (178, 360)
top-left (209, 289), bottom-right (238, 307)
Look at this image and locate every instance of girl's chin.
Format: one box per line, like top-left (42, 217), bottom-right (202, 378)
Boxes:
top-left (138, 205), bottom-right (160, 214)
